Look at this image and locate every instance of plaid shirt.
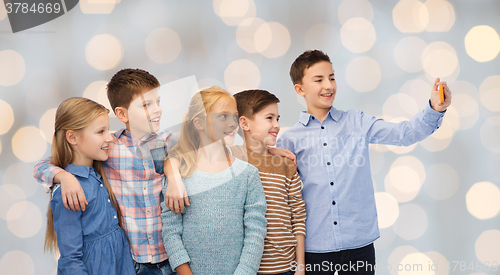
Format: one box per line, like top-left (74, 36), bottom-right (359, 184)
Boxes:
top-left (34, 128), bottom-right (178, 264)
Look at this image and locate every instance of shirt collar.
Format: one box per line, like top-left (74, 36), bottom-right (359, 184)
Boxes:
top-left (299, 106), bottom-right (341, 126)
top-left (117, 128), bottom-right (158, 145)
top-left (66, 164), bottom-right (91, 179)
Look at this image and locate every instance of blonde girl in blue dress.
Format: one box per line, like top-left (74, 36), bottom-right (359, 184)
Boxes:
top-left (44, 97), bottom-right (135, 275)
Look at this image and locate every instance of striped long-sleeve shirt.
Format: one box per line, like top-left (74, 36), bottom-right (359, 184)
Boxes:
top-left (33, 128), bottom-right (177, 264)
top-left (245, 150), bottom-right (307, 274)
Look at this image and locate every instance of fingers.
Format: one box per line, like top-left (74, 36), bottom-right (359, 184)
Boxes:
top-left (173, 200), bottom-right (180, 215)
top-left (179, 199), bottom-right (185, 214)
top-left (167, 197), bottom-right (175, 212)
top-left (433, 77), bottom-right (440, 88)
top-left (78, 191), bottom-right (88, 211)
top-left (71, 194), bottom-right (80, 211)
top-left (184, 196), bottom-right (190, 207)
top-left (63, 196), bottom-right (71, 210)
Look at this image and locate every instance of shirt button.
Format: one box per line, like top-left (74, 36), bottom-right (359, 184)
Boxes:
top-left (143, 186), bottom-right (147, 190)
top-left (312, 117), bottom-right (315, 120)
top-left (108, 199), bottom-right (110, 202)
top-left (148, 235), bottom-right (152, 240)
top-left (332, 201), bottom-right (336, 205)
top-left (114, 215), bottom-right (117, 219)
top-left (147, 210), bottom-right (151, 215)
top-left (330, 182), bottom-right (334, 186)
top-left (321, 126), bottom-right (324, 129)
top-left (327, 162), bottom-right (331, 165)
top-left (100, 184), bottom-right (103, 187)
top-left (143, 161), bottom-right (147, 166)
top-left (334, 221), bottom-right (338, 225)
top-left (323, 143), bottom-right (327, 146)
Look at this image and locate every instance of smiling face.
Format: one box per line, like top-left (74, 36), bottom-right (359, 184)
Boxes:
top-left (126, 88), bottom-right (162, 139)
top-left (205, 98), bottom-right (239, 146)
top-left (71, 114), bottom-right (113, 167)
top-left (295, 60), bottom-right (337, 117)
top-left (245, 102), bottom-right (280, 149)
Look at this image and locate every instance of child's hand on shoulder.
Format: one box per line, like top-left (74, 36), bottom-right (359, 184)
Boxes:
top-left (268, 147), bottom-right (297, 167)
top-left (56, 171), bottom-right (87, 211)
top-left (164, 157), bottom-right (190, 214)
top-left (430, 77), bottom-right (452, 112)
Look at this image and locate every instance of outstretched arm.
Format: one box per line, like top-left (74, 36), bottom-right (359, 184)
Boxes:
top-left (34, 158), bottom-right (87, 211)
top-left (364, 78), bottom-right (451, 146)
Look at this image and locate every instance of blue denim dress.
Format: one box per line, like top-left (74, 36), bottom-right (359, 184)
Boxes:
top-left (51, 164), bottom-right (135, 275)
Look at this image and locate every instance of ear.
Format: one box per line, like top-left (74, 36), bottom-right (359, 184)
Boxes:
top-left (115, 107), bottom-right (128, 124)
top-left (66, 130), bottom-right (78, 145)
top-left (239, 116), bottom-right (251, 132)
top-left (193, 117), bottom-right (205, 131)
top-left (294, 83), bottom-right (305, 96)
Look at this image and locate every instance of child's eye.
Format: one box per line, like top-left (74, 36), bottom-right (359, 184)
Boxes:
top-left (98, 130), bottom-right (104, 134)
top-left (330, 78), bottom-right (335, 81)
top-left (143, 103), bottom-right (150, 108)
top-left (315, 80), bottom-right (322, 82)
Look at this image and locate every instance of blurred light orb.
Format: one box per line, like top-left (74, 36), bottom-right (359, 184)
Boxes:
top-left (4, 162), bottom-right (40, 198)
top-left (388, 246), bottom-right (419, 275)
top-left (80, 0), bottom-right (117, 14)
top-left (86, 34), bottom-right (123, 70)
top-left (465, 25), bottom-right (500, 62)
top-left (424, 251), bottom-right (449, 275)
top-left (346, 57), bottom-right (381, 92)
top-left (340, 18), bottom-right (376, 53)
top-left (424, 0), bottom-right (455, 32)
top-left (338, 0), bottom-right (374, 24)
top-left (384, 156), bottom-right (425, 203)
top-left (422, 42), bottom-right (458, 78)
top-left (0, 50), bottom-right (26, 86)
top-left (214, 0), bottom-right (256, 26)
top-left (479, 75), bottom-right (500, 112)
top-left (480, 117), bottom-right (500, 153)
top-left (393, 0), bottom-right (429, 33)
top-left (393, 203), bottom-right (428, 240)
top-left (395, 37), bottom-right (427, 73)
top-left (0, 99), bottom-right (15, 135)
top-left (400, 78), bottom-right (432, 110)
top-left (475, 230), bottom-right (500, 265)
top-left (224, 59), bottom-right (260, 94)
top-left (0, 251), bottom-right (34, 275)
top-left (254, 22), bottom-right (291, 58)
top-left (383, 93), bottom-right (419, 119)
top-left (423, 163), bottom-right (459, 200)
top-left (237, 18), bottom-right (267, 54)
top-left (82, 81), bottom-right (115, 117)
top-left (399, 253), bottom-right (434, 274)
top-left (374, 192), bottom-right (399, 228)
top-left (39, 108), bottom-right (57, 143)
top-left (0, 184), bottom-right (26, 220)
top-left (7, 201), bottom-right (43, 238)
top-left (466, 181), bottom-right (500, 220)
top-left (452, 94), bottom-right (479, 130)
top-left (145, 28), bottom-right (182, 64)
top-left (305, 24), bottom-right (341, 57)
top-left (12, 126), bottom-right (47, 163)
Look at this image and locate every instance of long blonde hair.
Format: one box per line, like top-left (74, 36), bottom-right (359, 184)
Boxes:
top-left (168, 86), bottom-right (235, 177)
top-left (44, 97), bottom-right (125, 253)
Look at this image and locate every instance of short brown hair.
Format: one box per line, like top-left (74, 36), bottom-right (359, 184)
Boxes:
top-left (234, 89), bottom-right (280, 119)
top-left (290, 50), bottom-right (331, 85)
top-left (107, 68), bottom-right (160, 113)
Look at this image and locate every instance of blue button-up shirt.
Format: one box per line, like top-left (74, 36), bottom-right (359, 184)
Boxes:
top-left (276, 101), bottom-right (445, 252)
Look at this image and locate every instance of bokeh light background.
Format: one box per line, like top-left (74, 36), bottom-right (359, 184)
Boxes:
top-left (1, 0), bottom-right (499, 274)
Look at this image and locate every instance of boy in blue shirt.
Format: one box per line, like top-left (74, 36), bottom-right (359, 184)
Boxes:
top-left (277, 50), bottom-right (452, 274)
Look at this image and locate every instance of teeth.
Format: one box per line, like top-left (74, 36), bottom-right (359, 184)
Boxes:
top-left (150, 118), bottom-right (159, 122)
